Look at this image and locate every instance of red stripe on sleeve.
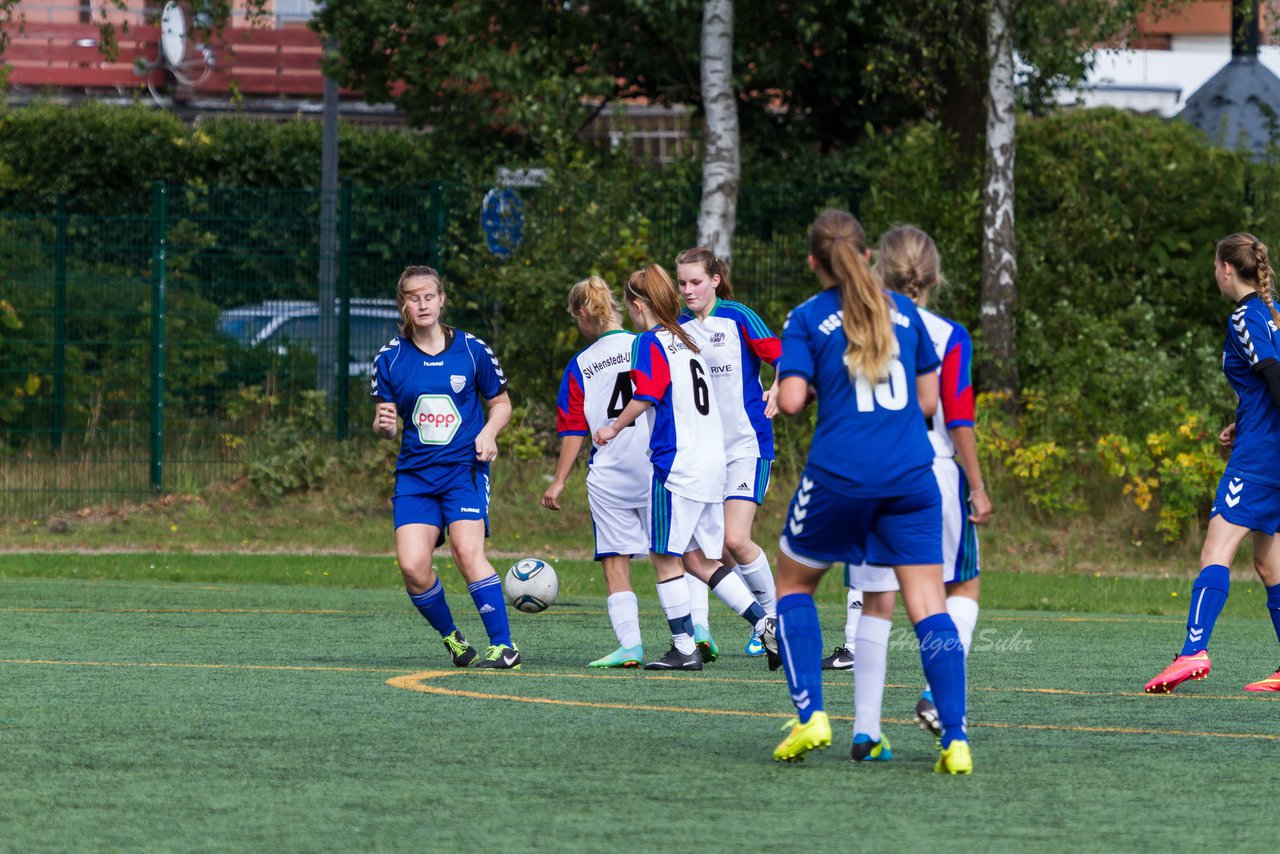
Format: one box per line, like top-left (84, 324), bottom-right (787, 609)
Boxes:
top-left (750, 335), bottom-right (782, 365)
top-left (939, 342), bottom-right (974, 424)
top-left (557, 372), bottom-right (588, 434)
top-left (633, 339), bottom-right (671, 401)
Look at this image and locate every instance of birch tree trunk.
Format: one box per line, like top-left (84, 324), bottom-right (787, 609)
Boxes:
top-left (697, 0), bottom-right (739, 260)
top-left (980, 0), bottom-right (1019, 399)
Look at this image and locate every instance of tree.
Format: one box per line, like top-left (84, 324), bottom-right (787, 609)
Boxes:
top-left (697, 0), bottom-right (739, 259)
top-left (981, 0), bottom-right (1018, 399)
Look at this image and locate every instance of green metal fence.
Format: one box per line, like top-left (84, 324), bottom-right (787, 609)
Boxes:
top-left (0, 181), bottom-right (854, 518)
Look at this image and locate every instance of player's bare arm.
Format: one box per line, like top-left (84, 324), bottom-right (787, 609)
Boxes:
top-left (541, 434), bottom-right (585, 510)
top-left (373, 401), bottom-right (398, 440)
top-left (476, 391), bottom-right (512, 462)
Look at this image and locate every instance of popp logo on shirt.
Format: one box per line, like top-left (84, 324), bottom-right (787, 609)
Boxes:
top-left (412, 394), bottom-right (462, 445)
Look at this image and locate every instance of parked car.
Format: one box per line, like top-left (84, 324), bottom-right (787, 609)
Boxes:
top-left (217, 299), bottom-right (402, 377)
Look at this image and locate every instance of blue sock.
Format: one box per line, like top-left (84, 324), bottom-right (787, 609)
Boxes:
top-left (1266, 583), bottom-right (1280, 644)
top-left (777, 593), bottom-right (823, 724)
top-left (468, 574), bottom-right (512, 647)
top-left (915, 613), bottom-right (967, 748)
top-left (408, 580), bottom-right (457, 637)
top-left (1181, 564), bottom-right (1230, 656)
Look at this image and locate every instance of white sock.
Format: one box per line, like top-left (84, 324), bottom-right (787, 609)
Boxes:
top-left (607, 591), bottom-right (642, 650)
top-left (844, 588), bottom-right (863, 650)
top-left (687, 574), bottom-right (710, 629)
top-left (657, 577), bottom-right (695, 655)
top-left (853, 615), bottom-right (892, 741)
top-left (738, 549), bottom-right (778, 617)
top-left (710, 569), bottom-right (768, 633)
top-left (947, 594), bottom-right (979, 656)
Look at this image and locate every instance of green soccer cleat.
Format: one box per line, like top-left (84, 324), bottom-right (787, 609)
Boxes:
top-left (441, 629), bottom-right (477, 667)
top-left (588, 645), bottom-right (644, 669)
top-left (475, 643), bottom-right (522, 670)
top-left (850, 732), bottom-right (892, 762)
top-left (773, 711), bottom-right (832, 762)
top-left (694, 624), bottom-right (719, 663)
top-left (935, 739), bottom-right (973, 775)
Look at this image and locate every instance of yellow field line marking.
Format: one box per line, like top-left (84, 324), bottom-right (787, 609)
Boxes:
top-left (387, 670), bottom-right (1280, 741)
top-left (0, 658), bottom-right (404, 674)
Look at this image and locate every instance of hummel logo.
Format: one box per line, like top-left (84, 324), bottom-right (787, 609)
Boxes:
top-left (788, 517), bottom-right (805, 536)
top-left (1226, 478), bottom-right (1243, 508)
top-left (792, 689), bottom-right (810, 710)
top-left (1188, 628), bottom-right (1204, 642)
top-left (478, 604), bottom-right (495, 614)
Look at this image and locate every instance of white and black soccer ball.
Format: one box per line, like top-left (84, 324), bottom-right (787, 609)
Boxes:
top-left (504, 558), bottom-right (559, 613)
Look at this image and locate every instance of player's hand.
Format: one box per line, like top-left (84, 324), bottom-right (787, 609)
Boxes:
top-left (373, 403), bottom-right (398, 438)
top-left (541, 481), bottom-right (565, 511)
top-left (762, 384), bottom-right (779, 419)
top-left (475, 431), bottom-right (498, 462)
top-left (968, 488), bottom-right (993, 525)
top-left (1219, 422), bottom-right (1236, 448)
top-left (594, 424), bottom-right (617, 446)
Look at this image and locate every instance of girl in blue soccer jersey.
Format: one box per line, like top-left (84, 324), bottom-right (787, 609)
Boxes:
top-left (372, 265), bottom-right (520, 670)
top-left (770, 209), bottom-right (971, 773)
top-left (1145, 234), bottom-right (1280, 694)
top-left (676, 247), bottom-right (784, 667)
top-left (595, 264), bottom-right (776, 671)
top-left (542, 275), bottom-right (652, 668)
top-left (842, 226), bottom-right (994, 761)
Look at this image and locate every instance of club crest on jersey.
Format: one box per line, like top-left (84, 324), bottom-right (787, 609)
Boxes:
top-left (450, 374), bottom-right (466, 393)
top-left (413, 394), bottom-right (462, 445)
top-left (710, 331), bottom-right (726, 346)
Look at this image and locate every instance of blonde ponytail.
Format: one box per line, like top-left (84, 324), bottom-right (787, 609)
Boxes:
top-left (809, 209), bottom-right (895, 382)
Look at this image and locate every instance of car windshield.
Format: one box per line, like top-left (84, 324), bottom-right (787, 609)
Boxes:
top-left (217, 314), bottom-right (272, 345)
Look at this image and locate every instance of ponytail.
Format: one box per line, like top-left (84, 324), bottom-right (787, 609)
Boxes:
top-left (875, 225), bottom-right (944, 302)
top-left (568, 275), bottom-right (622, 331)
top-left (809, 209), bottom-right (895, 382)
top-left (626, 264), bottom-right (700, 353)
top-left (1218, 232), bottom-right (1280, 328)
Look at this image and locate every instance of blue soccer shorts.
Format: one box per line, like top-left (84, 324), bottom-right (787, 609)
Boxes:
top-left (1211, 472), bottom-right (1280, 535)
top-left (779, 468), bottom-right (942, 569)
top-left (393, 463), bottom-right (491, 535)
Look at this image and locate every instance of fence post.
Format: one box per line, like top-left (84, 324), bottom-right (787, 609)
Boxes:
top-left (149, 182), bottom-right (167, 494)
top-left (335, 180), bottom-right (352, 440)
top-left (52, 193), bottom-right (68, 453)
top-left (427, 180), bottom-right (445, 271)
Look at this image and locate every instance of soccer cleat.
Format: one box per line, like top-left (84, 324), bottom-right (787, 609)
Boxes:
top-left (773, 711), bottom-right (832, 762)
top-left (643, 645), bottom-right (703, 670)
top-left (1244, 666), bottom-right (1280, 692)
top-left (762, 616), bottom-right (781, 671)
top-left (587, 645), bottom-right (644, 669)
top-left (914, 695), bottom-right (942, 738)
top-left (745, 629), bottom-right (765, 657)
top-left (850, 732), bottom-right (892, 762)
top-left (1144, 650), bottom-right (1211, 693)
top-left (694, 624), bottom-right (719, 663)
top-left (821, 646), bottom-right (855, 670)
top-left (441, 629), bottom-right (477, 667)
top-left (474, 643), bottom-right (522, 670)
top-left (934, 739), bottom-right (973, 774)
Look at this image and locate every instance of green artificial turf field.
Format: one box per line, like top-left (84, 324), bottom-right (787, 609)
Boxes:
top-left (1, 568), bottom-right (1277, 852)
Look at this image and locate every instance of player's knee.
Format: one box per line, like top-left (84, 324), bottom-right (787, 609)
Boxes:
top-left (724, 534), bottom-right (755, 564)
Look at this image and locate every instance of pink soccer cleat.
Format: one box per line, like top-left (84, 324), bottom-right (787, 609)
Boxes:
top-left (1244, 667), bottom-right (1280, 693)
top-left (1144, 650), bottom-right (1211, 693)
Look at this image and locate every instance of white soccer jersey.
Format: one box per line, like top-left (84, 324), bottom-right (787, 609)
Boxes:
top-left (679, 300), bottom-right (781, 462)
top-left (555, 331), bottom-right (652, 507)
top-left (633, 326), bottom-right (727, 503)
top-left (918, 306), bottom-right (976, 460)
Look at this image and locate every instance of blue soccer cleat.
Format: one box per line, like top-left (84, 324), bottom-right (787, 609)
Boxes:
top-left (850, 732), bottom-right (892, 762)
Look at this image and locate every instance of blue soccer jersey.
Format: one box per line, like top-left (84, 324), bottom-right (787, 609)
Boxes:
top-left (371, 328), bottom-right (508, 473)
top-left (1223, 293), bottom-right (1280, 488)
top-left (778, 288), bottom-right (939, 495)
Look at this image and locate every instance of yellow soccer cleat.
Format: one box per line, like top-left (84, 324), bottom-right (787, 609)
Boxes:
top-left (773, 711), bottom-right (832, 762)
top-left (934, 739), bottom-right (973, 775)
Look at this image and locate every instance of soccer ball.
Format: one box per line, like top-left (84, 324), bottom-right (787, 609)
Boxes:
top-left (504, 558), bottom-right (559, 614)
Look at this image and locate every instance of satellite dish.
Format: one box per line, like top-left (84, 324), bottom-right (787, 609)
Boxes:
top-left (160, 2), bottom-right (187, 67)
